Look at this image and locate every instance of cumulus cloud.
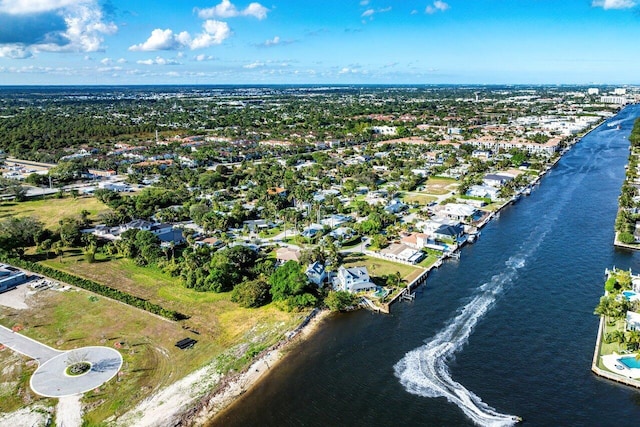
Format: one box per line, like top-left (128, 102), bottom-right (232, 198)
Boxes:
top-left (0, 0), bottom-right (82, 15)
top-left (196, 0), bottom-right (268, 20)
top-left (129, 20), bottom-right (231, 51)
top-left (0, 0), bottom-right (116, 57)
top-left (591, 0), bottom-right (636, 9)
top-left (426, 1), bottom-right (449, 14)
top-left (0, 44), bottom-right (32, 58)
top-left (136, 56), bottom-right (181, 66)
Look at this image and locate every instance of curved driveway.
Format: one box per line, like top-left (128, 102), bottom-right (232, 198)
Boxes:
top-left (0, 325), bottom-right (122, 397)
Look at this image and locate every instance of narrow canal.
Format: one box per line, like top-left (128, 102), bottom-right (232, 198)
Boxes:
top-left (209, 105), bottom-right (640, 427)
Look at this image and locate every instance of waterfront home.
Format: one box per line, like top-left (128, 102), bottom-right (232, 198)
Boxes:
top-left (401, 232), bottom-right (430, 249)
top-left (625, 311), bottom-right (640, 331)
top-left (333, 266), bottom-right (376, 293)
top-left (379, 243), bottom-right (425, 264)
top-left (431, 223), bottom-right (465, 243)
top-left (306, 262), bottom-right (327, 287)
top-left (440, 203), bottom-right (477, 222)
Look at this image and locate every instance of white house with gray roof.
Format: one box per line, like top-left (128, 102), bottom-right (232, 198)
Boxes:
top-left (333, 266), bottom-right (376, 293)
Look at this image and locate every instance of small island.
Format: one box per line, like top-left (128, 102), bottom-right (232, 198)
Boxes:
top-left (592, 268), bottom-right (640, 387)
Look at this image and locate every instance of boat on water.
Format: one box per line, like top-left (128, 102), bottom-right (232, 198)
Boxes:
top-left (523, 187), bottom-right (532, 196)
top-left (617, 124), bottom-right (622, 130)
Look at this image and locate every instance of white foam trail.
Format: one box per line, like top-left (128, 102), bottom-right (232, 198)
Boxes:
top-left (394, 264), bottom-right (522, 427)
top-left (393, 144), bottom-right (596, 425)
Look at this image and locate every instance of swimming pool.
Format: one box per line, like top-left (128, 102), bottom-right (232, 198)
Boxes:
top-left (618, 356), bottom-right (640, 369)
top-left (623, 291), bottom-right (639, 301)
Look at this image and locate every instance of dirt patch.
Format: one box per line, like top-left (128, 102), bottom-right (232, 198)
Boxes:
top-left (0, 284), bottom-right (31, 310)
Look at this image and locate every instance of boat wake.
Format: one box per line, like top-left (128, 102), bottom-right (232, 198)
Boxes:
top-left (393, 258), bottom-right (524, 426)
top-left (393, 131), bottom-right (605, 425)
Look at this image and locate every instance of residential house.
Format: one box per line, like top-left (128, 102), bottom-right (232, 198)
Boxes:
top-left (380, 243), bottom-right (425, 264)
top-left (267, 187), bottom-right (287, 197)
top-left (333, 266), bottom-right (376, 293)
top-left (430, 223), bottom-right (465, 242)
top-left (483, 173), bottom-right (514, 188)
top-left (306, 262), bottom-right (327, 287)
top-left (321, 214), bottom-right (353, 228)
top-left (440, 203), bottom-right (477, 222)
top-left (276, 247), bottom-right (301, 263)
top-left (385, 199), bottom-right (408, 214)
top-left (467, 185), bottom-right (500, 200)
top-left (626, 311), bottom-right (640, 331)
top-left (301, 223), bottom-right (325, 239)
top-left (401, 232), bottom-right (430, 249)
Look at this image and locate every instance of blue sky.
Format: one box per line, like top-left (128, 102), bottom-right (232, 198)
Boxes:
top-left (0, 0), bottom-right (638, 85)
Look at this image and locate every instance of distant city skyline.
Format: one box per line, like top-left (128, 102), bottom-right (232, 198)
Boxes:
top-left (0, 0), bottom-right (639, 85)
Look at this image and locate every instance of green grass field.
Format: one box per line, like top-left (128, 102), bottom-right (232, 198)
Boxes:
top-left (0, 196), bottom-right (109, 229)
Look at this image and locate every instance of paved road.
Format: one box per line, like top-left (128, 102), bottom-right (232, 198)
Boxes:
top-left (31, 346), bottom-right (123, 398)
top-left (0, 325), bottom-right (62, 363)
top-left (0, 325), bottom-right (123, 398)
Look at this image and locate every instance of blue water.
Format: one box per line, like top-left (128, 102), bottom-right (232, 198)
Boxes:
top-left (623, 291), bottom-right (637, 300)
top-left (619, 356), bottom-right (640, 370)
top-left (209, 105), bottom-right (640, 427)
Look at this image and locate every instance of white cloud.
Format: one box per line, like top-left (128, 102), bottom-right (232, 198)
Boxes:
top-left (361, 8), bottom-right (375, 17)
top-left (129, 20), bottom-right (231, 51)
top-left (591, 0), bottom-right (636, 9)
top-left (361, 6), bottom-right (392, 18)
top-left (190, 19), bottom-right (231, 49)
top-left (0, 1), bottom-right (116, 55)
top-left (196, 0), bottom-right (268, 20)
top-left (0, 0), bottom-right (82, 15)
top-left (129, 28), bottom-right (180, 51)
top-left (426, 1), bottom-right (449, 14)
top-left (194, 54), bottom-right (216, 61)
top-left (243, 61), bottom-right (264, 69)
top-left (136, 56), bottom-right (181, 66)
top-left (264, 35), bottom-right (280, 46)
top-left (0, 44), bottom-right (31, 58)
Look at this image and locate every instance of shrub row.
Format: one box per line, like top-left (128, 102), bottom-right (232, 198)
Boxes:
top-left (0, 255), bottom-right (186, 321)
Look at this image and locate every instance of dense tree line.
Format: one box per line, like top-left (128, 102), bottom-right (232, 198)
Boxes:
top-left (0, 255), bottom-right (185, 321)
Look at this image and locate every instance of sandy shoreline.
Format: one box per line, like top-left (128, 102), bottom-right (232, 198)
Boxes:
top-left (112, 308), bottom-right (331, 427)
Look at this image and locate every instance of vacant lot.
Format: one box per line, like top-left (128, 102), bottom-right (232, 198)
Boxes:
top-left (401, 192), bottom-right (437, 205)
top-left (422, 177), bottom-right (459, 195)
top-left (0, 196), bottom-right (109, 229)
top-left (1, 251), bottom-right (303, 424)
